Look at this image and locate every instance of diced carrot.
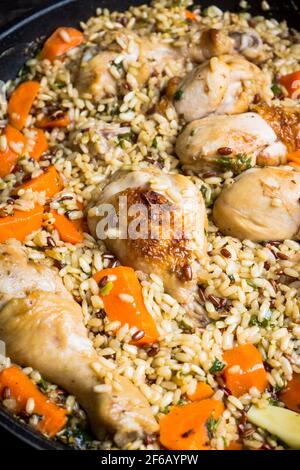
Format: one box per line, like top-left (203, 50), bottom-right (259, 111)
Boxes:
top-left (286, 150), bottom-right (300, 166)
top-left (226, 441), bottom-right (243, 450)
top-left (0, 125), bottom-right (27, 178)
top-left (94, 266), bottom-right (159, 346)
top-left (159, 399), bottom-right (224, 450)
top-left (279, 374), bottom-right (300, 413)
top-left (223, 344), bottom-right (268, 397)
top-left (185, 10), bottom-right (197, 21)
top-left (14, 165), bottom-right (63, 198)
top-left (279, 71), bottom-right (300, 98)
top-left (0, 204), bottom-right (44, 242)
top-left (41, 27), bottom-right (84, 62)
top-left (51, 210), bottom-right (84, 244)
top-left (8, 81), bottom-right (40, 130)
top-left (28, 128), bottom-right (49, 161)
top-left (0, 366), bottom-right (67, 437)
top-left (37, 113), bottom-right (70, 129)
top-left (187, 382), bottom-right (214, 402)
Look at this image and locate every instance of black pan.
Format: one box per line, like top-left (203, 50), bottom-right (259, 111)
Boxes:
top-left (0, 0), bottom-right (299, 450)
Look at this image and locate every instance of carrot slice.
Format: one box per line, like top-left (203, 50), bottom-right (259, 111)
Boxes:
top-left (223, 344), bottom-right (268, 397)
top-left (41, 27), bottom-right (84, 62)
top-left (287, 150), bottom-right (300, 166)
top-left (185, 10), bottom-right (197, 21)
top-left (0, 125), bottom-right (27, 178)
top-left (14, 166), bottom-right (63, 198)
top-left (159, 399), bottom-right (224, 450)
top-left (187, 382), bottom-right (214, 402)
top-left (94, 267), bottom-right (159, 346)
top-left (8, 81), bottom-right (40, 130)
top-left (51, 210), bottom-right (84, 244)
top-left (0, 366), bottom-right (67, 437)
top-left (28, 128), bottom-right (49, 161)
top-left (279, 374), bottom-right (300, 413)
top-left (279, 71), bottom-right (300, 98)
top-left (0, 204), bottom-right (44, 242)
top-left (37, 113), bottom-right (70, 129)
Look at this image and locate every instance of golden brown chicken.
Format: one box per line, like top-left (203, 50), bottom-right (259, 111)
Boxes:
top-left (88, 168), bottom-right (208, 306)
top-left (0, 243), bottom-right (158, 445)
top-left (174, 54), bottom-right (271, 122)
top-left (175, 112), bottom-right (287, 173)
top-left (213, 167), bottom-right (300, 242)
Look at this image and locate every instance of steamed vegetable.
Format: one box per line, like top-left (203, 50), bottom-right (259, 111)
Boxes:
top-left (0, 125), bottom-right (27, 178)
top-left (0, 205), bottom-right (44, 242)
top-left (14, 166), bottom-right (63, 198)
top-left (8, 81), bottom-right (40, 130)
top-left (287, 150), bottom-right (300, 166)
top-left (0, 365), bottom-right (67, 437)
top-left (41, 27), bottom-right (84, 62)
top-left (187, 382), bottom-right (214, 401)
top-left (159, 399), bottom-right (224, 450)
top-left (223, 344), bottom-right (268, 397)
top-left (94, 266), bottom-right (159, 345)
top-left (51, 210), bottom-right (84, 244)
top-left (279, 71), bottom-right (300, 98)
top-left (247, 404), bottom-right (300, 449)
top-left (28, 128), bottom-right (49, 161)
top-left (37, 113), bottom-right (70, 129)
top-left (185, 10), bottom-right (197, 21)
top-left (279, 374), bottom-right (300, 413)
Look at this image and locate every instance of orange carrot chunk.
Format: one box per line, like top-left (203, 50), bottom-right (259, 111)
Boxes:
top-left (51, 210), bottom-right (84, 244)
top-left (0, 125), bottom-right (27, 178)
top-left (0, 366), bottom-right (67, 437)
top-left (37, 113), bottom-right (70, 129)
top-left (286, 150), bottom-right (300, 166)
top-left (8, 81), bottom-right (40, 130)
top-left (160, 399), bottom-right (224, 450)
top-left (14, 165), bottom-right (63, 198)
top-left (41, 27), bottom-right (84, 62)
top-left (0, 204), bottom-right (44, 242)
top-left (226, 441), bottom-right (243, 450)
top-left (279, 71), bottom-right (300, 98)
top-left (185, 10), bottom-right (197, 21)
top-left (279, 374), bottom-right (300, 413)
top-left (28, 128), bottom-right (49, 161)
top-left (223, 344), bottom-right (268, 397)
top-left (187, 382), bottom-right (214, 402)
top-left (94, 266), bottom-right (159, 346)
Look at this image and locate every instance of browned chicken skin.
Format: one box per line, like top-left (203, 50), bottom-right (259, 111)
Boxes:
top-left (88, 169), bottom-right (208, 306)
top-left (0, 244), bottom-right (158, 445)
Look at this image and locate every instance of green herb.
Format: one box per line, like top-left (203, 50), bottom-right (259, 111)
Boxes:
top-left (246, 279), bottom-right (257, 289)
top-left (217, 153), bottom-right (252, 174)
top-left (268, 397), bottom-right (280, 407)
top-left (174, 89), bottom-right (184, 101)
top-left (249, 310), bottom-right (272, 328)
top-left (62, 418), bottom-right (93, 448)
top-left (38, 377), bottom-right (48, 393)
top-left (99, 281), bottom-right (114, 296)
top-left (151, 137), bottom-right (158, 148)
top-left (249, 315), bottom-right (259, 326)
top-left (200, 185), bottom-right (214, 208)
top-left (209, 359), bottom-right (225, 374)
top-left (52, 81), bottom-right (66, 90)
top-left (271, 83), bottom-right (282, 97)
top-left (206, 416), bottom-right (218, 439)
top-left (161, 405), bottom-right (170, 414)
top-left (117, 131), bottom-right (134, 148)
top-left (112, 60), bottom-right (124, 71)
top-left (177, 319), bottom-right (194, 332)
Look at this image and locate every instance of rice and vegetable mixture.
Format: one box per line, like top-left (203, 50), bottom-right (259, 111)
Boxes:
top-left (0, 0), bottom-right (300, 450)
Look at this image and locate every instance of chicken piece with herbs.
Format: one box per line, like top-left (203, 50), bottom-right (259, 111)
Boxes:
top-left (175, 112), bottom-right (288, 173)
top-left (0, 243), bottom-right (158, 445)
top-left (213, 167), bottom-right (300, 242)
top-left (88, 168), bottom-right (208, 306)
top-left (174, 54), bottom-right (271, 122)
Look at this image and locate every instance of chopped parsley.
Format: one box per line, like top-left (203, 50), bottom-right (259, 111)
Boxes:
top-left (151, 137), bottom-right (158, 149)
top-left (246, 279), bottom-right (257, 289)
top-left (249, 310), bottom-right (272, 328)
top-left (271, 83), bottom-right (283, 98)
top-left (174, 89), bottom-right (184, 101)
top-left (38, 377), bottom-right (48, 393)
top-left (206, 416), bottom-right (218, 439)
top-left (217, 153), bottom-right (252, 174)
top-left (117, 131), bottom-right (134, 148)
top-left (52, 81), bottom-right (66, 90)
top-left (209, 359), bottom-right (225, 374)
top-left (99, 281), bottom-right (114, 296)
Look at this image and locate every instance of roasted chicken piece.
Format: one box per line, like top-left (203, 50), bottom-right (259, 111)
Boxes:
top-left (0, 244), bottom-right (158, 445)
top-left (174, 54), bottom-right (271, 122)
top-left (88, 169), bottom-right (207, 305)
top-left (175, 112), bottom-right (287, 172)
top-left (213, 167), bottom-right (300, 242)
